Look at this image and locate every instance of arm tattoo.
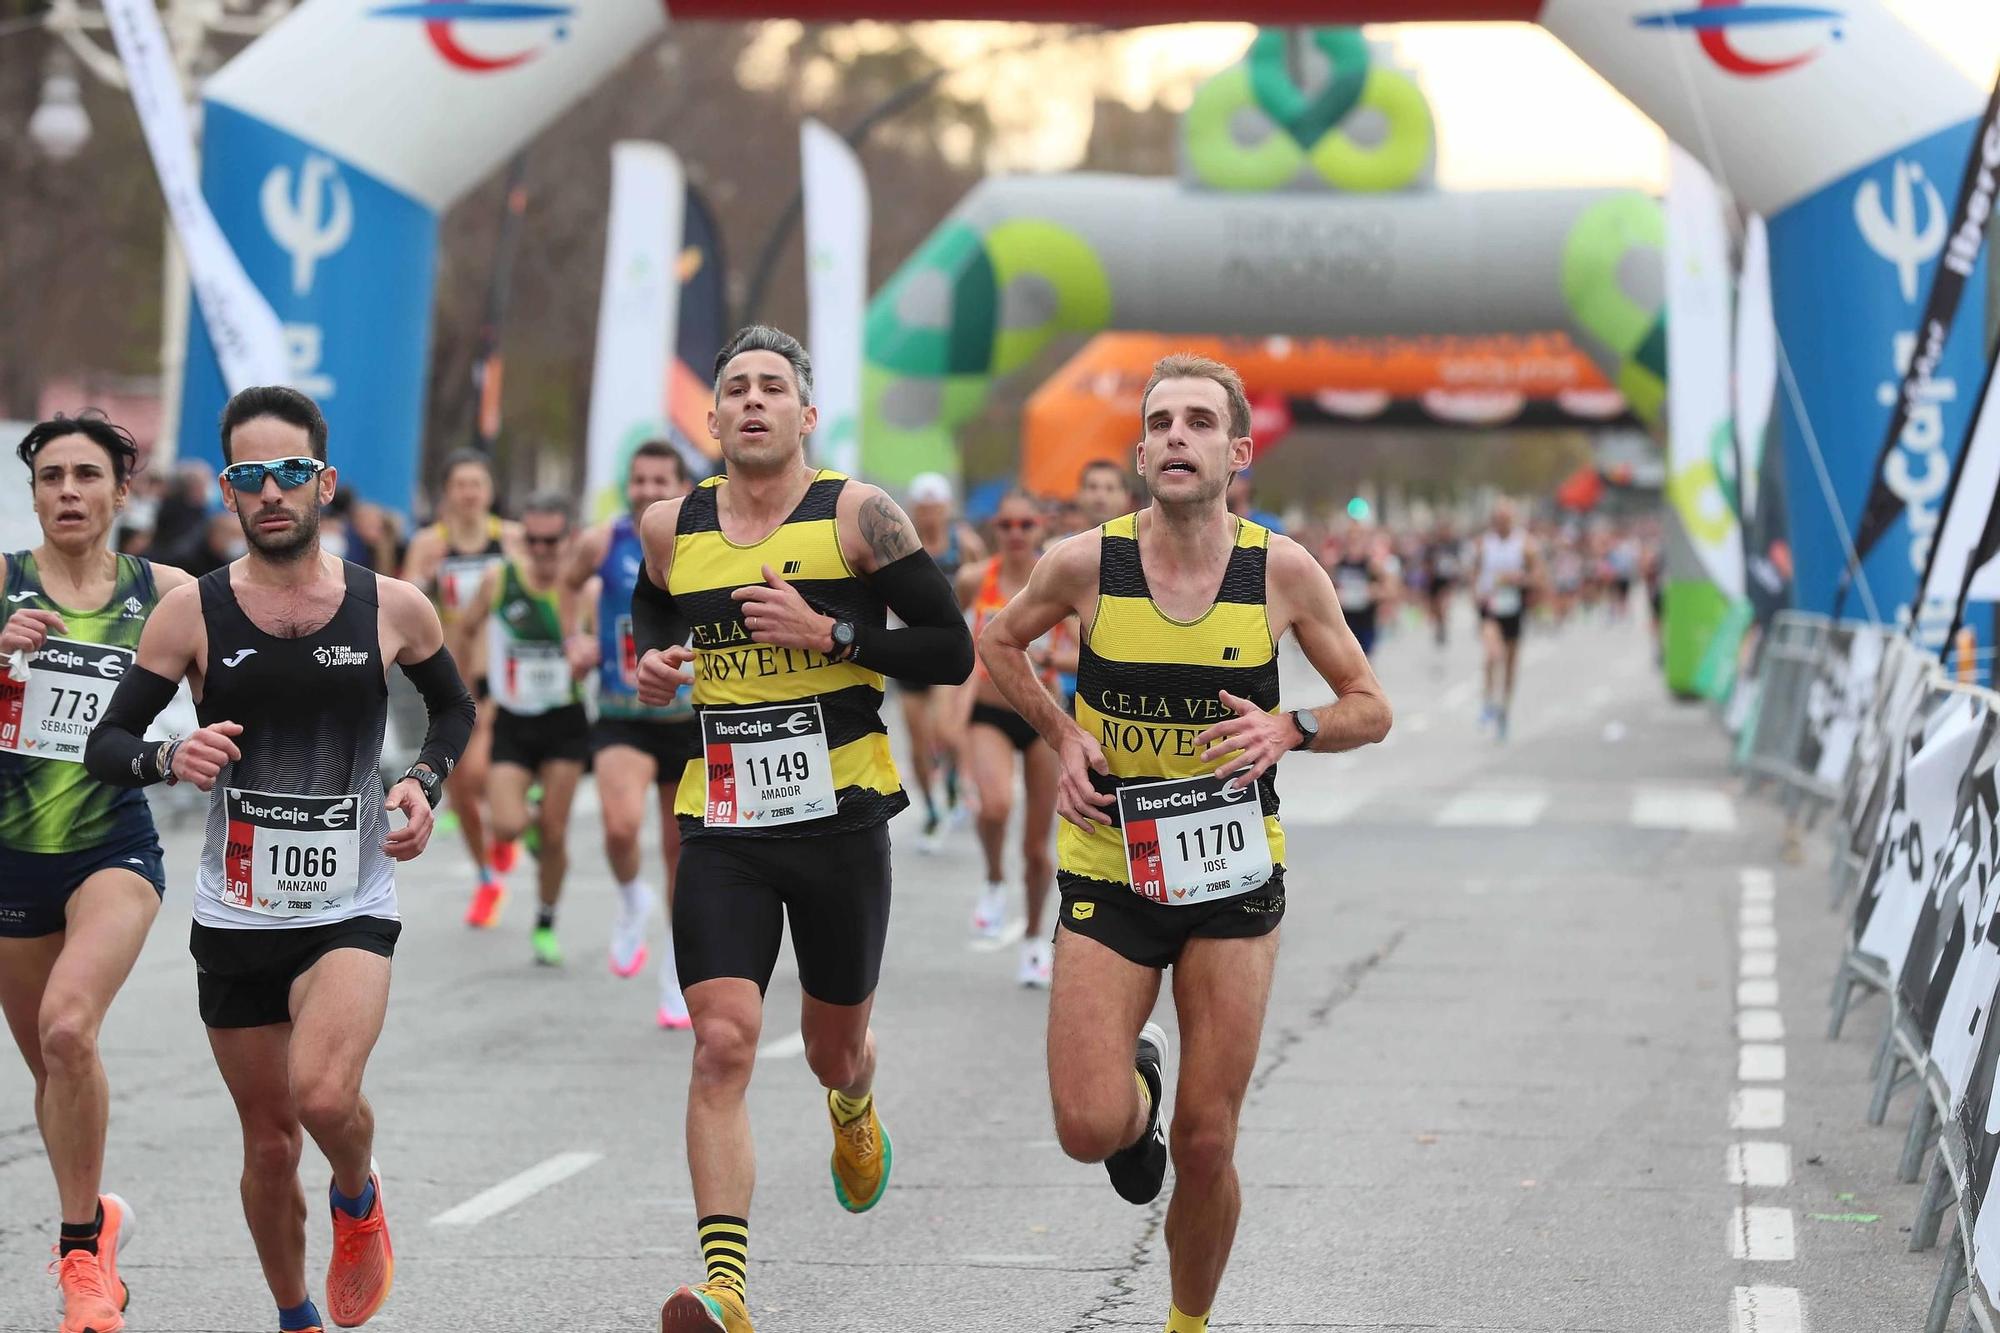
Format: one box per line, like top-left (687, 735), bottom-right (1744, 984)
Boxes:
top-left (859, 494), bottom-right (921, 565)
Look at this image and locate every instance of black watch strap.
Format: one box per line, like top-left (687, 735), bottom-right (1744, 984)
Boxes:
top-left (402, 765), bottom-right (444, 808)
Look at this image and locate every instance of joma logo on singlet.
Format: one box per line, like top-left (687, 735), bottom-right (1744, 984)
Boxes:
top-left (312, 645), bottom-right (369, 668)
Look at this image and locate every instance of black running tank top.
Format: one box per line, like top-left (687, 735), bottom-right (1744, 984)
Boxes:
top-left (193, 560), bottom-right (395, 928)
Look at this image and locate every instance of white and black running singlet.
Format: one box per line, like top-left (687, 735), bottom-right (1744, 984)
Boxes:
top-left (193, 561), bottom-right (396, 929)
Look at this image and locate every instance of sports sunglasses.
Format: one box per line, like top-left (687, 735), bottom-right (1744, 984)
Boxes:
top-left (221, 456), bottom-right (327, 491)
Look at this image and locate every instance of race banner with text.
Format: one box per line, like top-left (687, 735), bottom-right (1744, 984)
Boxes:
top-left (1842, 70), bottom-right (2000, 631)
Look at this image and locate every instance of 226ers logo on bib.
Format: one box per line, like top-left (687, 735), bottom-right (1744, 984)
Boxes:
top-left (0, 638), bottom-right (131, 763)
top-left (223, 789), bottom-right (362, 918)
top-left (700, 701), bottom-right (837, 828)
top-left (1116, 774), bottom-right (1273, 906)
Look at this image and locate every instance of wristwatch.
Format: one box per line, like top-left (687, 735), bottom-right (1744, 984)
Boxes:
top-left (1288, 709), bottom-right (1319, 752)
top-left (401, 764), bottom-right (444, 809)
top-left (829, 619), bottom-right (858, 661)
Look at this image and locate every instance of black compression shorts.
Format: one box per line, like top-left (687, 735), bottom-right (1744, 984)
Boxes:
top-left (673, 822), bottom-right (892, 1006)
top-left (190, 917), bottom-right (400, 1029)
top-left (491, 702), bottom-right (590, 770)
top-left (590, 715), bottom-right (702, 782)
top-left (969, 701), bottom-right (1039, 753)
top-left (1057, 869), bottom-right (1285, 971)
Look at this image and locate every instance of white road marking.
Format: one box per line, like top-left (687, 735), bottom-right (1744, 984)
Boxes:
top-left (1741, 951), bottom-right (1777, 979)
top-left (1727, 1142), bottom-right (1793, 1188)
top-left (1740, 867), bottom-right (1776, 901)
top-left (1741, 927), bottom-right (1780, 953)
top-left (1440, 677), bottom-right (1480, 709)
top-left (1434, 789), bottom-right (1548, 828)
top-left (1282, 788), bottom-right (1374, 826)
top-left (1737, 979), bottom-right (1781, 1009)
top-left (1631, 786), bottom-right (1739, 832)
top-left (1741, 902), bottom-right (1775, 927)
top-left (1730, 1088), bottom-right (1786, 1130)
top-left (1739, 1044), bottom-right (1787, 1081)
top-left (1731, 1284), bottom-right (1805, 1332)
top-left (430, 1151), bottom-right (603, 1227)
top-left (1729, 1206), bottom-right (1797, 1261)
top-left (1738, 1009), bottom-right (1785, 1042)
top-left (1405, 713), bottom-right (1433, 734)
top-left (968, 920), bottom-right (1028, 952)
top-left (759, 1031), bottom-right (806, 1059)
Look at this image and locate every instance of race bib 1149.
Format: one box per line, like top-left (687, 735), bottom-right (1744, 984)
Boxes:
top-left (700, 701), bottom-right (837, 829)
top-left (1117, 773), bottom-right (1273, 906)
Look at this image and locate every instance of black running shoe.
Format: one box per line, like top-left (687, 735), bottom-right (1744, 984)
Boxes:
top-left (1105, 1021), bottom-right (1169, 1204)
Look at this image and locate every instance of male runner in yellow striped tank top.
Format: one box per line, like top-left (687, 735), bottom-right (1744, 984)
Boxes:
top-left (979, 353), bottom-right (1392, 1333)
top-left (627, 326), bottom-right (974, 1333)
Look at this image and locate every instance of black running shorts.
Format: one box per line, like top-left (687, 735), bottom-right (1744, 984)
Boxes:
top-left (589, 715), bottom-right (702, 783)
top-left (190, 917), bottom-right (401, 1029)
top-left (491, 702), bottom-right (590, 770)
top-left (1481, 606), bottom-right (1525, 644)
top-left (1056, 869), bottom-right (1285, 971)
top-left (673, 823), bottom-right (892, 1006)
top-left (969, 701), bottom-right (1039, 754)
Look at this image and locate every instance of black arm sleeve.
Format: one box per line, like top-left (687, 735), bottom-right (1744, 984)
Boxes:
top-left (852, 549), bottom-right (975, 685)
top-left (84, 665), bottom-right (178, 787)
top-left (630, 564), bottom-right (691, 651)
top-left (400, 645), bottom-right (476, 779)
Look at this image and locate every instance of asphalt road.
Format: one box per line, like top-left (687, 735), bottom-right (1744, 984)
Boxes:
top-left (0, 602), bottom-right (1948, 1332)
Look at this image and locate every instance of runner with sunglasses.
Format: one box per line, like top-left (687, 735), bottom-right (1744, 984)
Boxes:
top-left (86, 386), bottom-right (476, 1333)
top-left (456, 492), bottom-right (585, 968)
top-left (1, 411), bottom-right (193, 1333)
top-left (958, 491), bottom-right (1069, 987)
top-left (401, 450), bottom-right (522, 928)
top-left (559, 440), bottom-right (700, 1024)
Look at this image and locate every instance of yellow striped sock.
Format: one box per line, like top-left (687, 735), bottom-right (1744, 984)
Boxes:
top-left (1165, 1304), bottom-right (1208, 1333)
top-left (698, 1214), bottom-right (748, 1295)
top-left (829, 1088), bottom-right (874, 1125)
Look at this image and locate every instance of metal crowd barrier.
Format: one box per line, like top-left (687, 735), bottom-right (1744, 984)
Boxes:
top-left (1750, 616), bottom-right (2000, 1333)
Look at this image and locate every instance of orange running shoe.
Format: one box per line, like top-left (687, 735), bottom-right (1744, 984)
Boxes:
top-left (464, 879), bottom-right (505, 929)
top-left (661, 1281), bottom-right (753, 1332)
top-left (56, 1250), bottom-right (122, 1333)
top-left (489, 839), bottom-right (520, 874)
top-left (325, 1172), bottom-right (393, 1328)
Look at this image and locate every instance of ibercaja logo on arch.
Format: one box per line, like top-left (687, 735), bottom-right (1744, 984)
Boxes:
top-left (368, 1), bottom-right (574, 73)
top-left (1633, 1), bottom-right (1846, 77)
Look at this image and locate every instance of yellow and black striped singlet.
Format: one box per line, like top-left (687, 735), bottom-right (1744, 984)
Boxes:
top-left (667, 471), bottom-right (905, 837)
top-left (1059, 513), bottom-right (1287, 887)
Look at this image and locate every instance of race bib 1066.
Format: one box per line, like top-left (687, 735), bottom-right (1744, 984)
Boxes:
top-left (0, 637), bottom-right (132, 763)
top-left (700, 701), bottom-right (837, 829)
top-left (223, 788), bottom-right (362, 918)
top-left (1117, 773), bottom-right (1273, 906)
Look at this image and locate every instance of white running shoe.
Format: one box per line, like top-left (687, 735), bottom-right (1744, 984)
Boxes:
top-left (971, 882), bottom-right (1008, 938)
top-left (1018, 939), bottom-right (1052, 989)
top-left (609, 885), bottom-right (653, 979)
top-left (657, 944), bottom-right (691, 1030)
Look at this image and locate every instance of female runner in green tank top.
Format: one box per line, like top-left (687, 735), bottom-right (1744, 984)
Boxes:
top-left (0, 413), bottom-right (193, 1330)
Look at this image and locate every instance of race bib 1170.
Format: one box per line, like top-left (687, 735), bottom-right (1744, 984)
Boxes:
top-left (1117, 773), bottom-right (1273, 906)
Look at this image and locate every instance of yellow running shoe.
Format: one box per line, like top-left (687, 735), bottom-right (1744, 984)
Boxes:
top-left (828, 1091), bottom-right (892, 1213)
top-left (660, 1281), bottom-right (753, 1332)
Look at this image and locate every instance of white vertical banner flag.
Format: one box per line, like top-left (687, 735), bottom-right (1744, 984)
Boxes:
top-left (1733, 215), bottom-right (1776, 524)
top-left (1664, 145), bottom-right (1745, 600)
top-left (102, 0), bottom-right (287, 392)
top-left (801, 120), bottom-right (870, 477)
top-left (584, 142), bottom-right (684, 521)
